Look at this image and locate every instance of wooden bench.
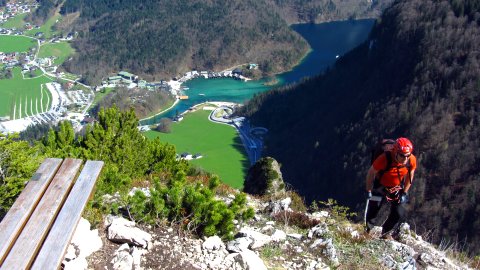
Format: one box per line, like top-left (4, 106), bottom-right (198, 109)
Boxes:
top-left (0, 158), bottom-right (104, 270)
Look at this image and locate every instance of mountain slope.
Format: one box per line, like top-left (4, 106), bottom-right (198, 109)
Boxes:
top-left (264, 0), bottom-right (394, 24)
top-left (241, 0), bottom-right (480, 253)
top-left (32, 0), bottom-right (393, 84)
top-left (57, 0), bottom-right (308, 84)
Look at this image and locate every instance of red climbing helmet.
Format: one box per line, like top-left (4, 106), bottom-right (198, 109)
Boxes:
top-left (394, 137), bottom-right (413, 155)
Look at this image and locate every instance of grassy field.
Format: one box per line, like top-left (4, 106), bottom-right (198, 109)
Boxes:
top-left (92, 87), bottom-right (114, 106)
top-left (38, 42), bottom-right (74, 65)
top-left (144, 110), bottom-right (248, 189)
top-left (0, 67), bottom-right (52, 118)
top-left (61, 72), bottom-right (79, 81)
top-left (25, 13), bottom-right (61, 39)
top-left (0, 35), bottom-right (37, 53)
top-left (25, 68), bottom-right (44, 78)
top-left (0, 13), bottom-right (27, 29)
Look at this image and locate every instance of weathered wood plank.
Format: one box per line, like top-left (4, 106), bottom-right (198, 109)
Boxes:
top-left (1, 158), bottom-right (83, 270)
top-left (0, 158), bottom-right (63, 266)
top-left (31, 160), bottom-right (104, 270)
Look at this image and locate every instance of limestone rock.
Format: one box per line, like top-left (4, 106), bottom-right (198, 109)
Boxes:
top-left (266, 197), bottom-right (293, 216)
top-left (237, 227), bottom-right (272, 249)
top-left (111, 244), bottom-right (134, 270)
top-left (308, 223), bottom-right (329, 239)
top-left (63, 257), bottom-right (88, 270)
top-left (202, 236), bottom-right (225, 251)
top-left (107, 216), bottom-right (152, 249)
top-left (226, 237), bottom-right (253, 253)
top-left (271, 229), bottom-right (287, 242)
top-left (287, 233), bottom-right (303, 240)
top-left (62, 217), bottom-right (102, 269)
top-left (235, 250), bottom-right (268, 270)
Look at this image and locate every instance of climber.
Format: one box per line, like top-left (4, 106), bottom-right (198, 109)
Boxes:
top-left (365, 137), bottom-right (417, 239)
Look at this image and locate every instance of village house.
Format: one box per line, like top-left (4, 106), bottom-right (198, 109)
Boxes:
top-left (118, 71), bottom-right (138, 82)
top-left (37, 57), bottom-right (52, 67)
top-left (108, 75), bottom-right (122, 84)
top-left (200, 71), bottom-right (209, 78)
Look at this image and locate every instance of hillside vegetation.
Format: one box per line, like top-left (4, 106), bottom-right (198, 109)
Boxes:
top-left (29, 0), bottom-right (393, 84)
top-left (265, 0), bottom-right (394, 24)
top-left (1, 107), bottom-right (254, 239)
top-left (240, 0), bottom-right (480, 254)
top-left (58, 0), bottom-right (308, 84)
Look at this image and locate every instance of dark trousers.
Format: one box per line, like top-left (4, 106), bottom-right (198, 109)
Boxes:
top-left (366, 198), bottom-right (406, 235)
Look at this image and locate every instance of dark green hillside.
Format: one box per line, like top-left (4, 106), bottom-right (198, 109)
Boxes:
top-left (26, 0), bottom-right (59, 25)
top-left (265, 0), bottom-right (394, 24)
top-left (58, 0), bottom-right (308, 84)
top-left (35, 0), bottom-right (394, 84)
top-left (241, 0), bottom-right (480, 253)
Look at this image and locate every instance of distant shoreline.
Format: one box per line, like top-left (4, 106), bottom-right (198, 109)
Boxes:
top-left (140, 98), bottom-right (180, 122)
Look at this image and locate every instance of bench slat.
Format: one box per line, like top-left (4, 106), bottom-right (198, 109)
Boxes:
top-left (31, 160), bottom-right (104, 270)
top-left (1, 158), bottom-right (83, 270)
top-left (0, 158), bottom-right (63, 265)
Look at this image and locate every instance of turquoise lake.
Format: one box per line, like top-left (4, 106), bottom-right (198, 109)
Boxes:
top-left (141, 19), bottom-right (375, 124)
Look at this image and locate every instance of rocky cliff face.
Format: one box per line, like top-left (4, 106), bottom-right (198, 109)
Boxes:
top-left (243, 157), bottom-right (286, 196)
top-left (66, 193), bottom-right (475, 270)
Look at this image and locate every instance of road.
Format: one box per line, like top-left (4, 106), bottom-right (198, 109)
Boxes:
top-left (209, 106), bottom-right (263, 165)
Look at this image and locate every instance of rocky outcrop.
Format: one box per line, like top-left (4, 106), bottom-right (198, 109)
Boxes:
top-left (105, 215), bottom-right (152, 249)
top-left (81, 195), bottom-right (474, 270)
top-left (243, 157), bottom-right (285, 196)
top-left (63, 217), bottom-right (102, 270)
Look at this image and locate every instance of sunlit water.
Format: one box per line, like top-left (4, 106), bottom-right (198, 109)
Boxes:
top-left (141, 19), bottom-right (375, 124)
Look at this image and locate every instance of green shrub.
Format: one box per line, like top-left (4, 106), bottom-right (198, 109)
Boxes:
top-left (317, 199), bottom-right (356, 222)
top-left (0, 134), bottom-right (45, 218)
top-left (0, 106), bottom-right (250, 239)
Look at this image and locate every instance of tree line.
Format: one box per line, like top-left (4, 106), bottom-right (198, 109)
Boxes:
top-left (1, 107), bottom-right (253, 238)
top-left (240, 0), bottom-right (480, 254)
top-left (91, 87), bottom-right (174, 119)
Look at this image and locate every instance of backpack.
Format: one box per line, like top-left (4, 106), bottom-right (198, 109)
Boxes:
top-left (371, 139), bottom-right (412, 186)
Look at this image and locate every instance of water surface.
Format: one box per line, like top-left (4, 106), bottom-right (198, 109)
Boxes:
top-left (141, 19), bottom-right (375, 123)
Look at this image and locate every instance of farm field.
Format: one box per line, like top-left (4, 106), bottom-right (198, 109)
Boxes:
top-left (38, 42), bottom-right (74, 65)
top-left (0, 35), bottom-right (37, 53)
top-left (144, 109), bottom-right (248, 189)
top-left (0, 67), bottom-right (52, 118)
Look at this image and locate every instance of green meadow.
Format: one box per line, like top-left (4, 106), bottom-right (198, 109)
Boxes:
top-left (144, 109), bottom-right (248, 189)
top-left (0, 35), bottom-right (37, 53)
top-left (38, 42), bottom-right (74, 65)
top-left (0, 13), bottom-right (27, 29)
top-left (92, 87), bottom-right (114, 106)
top-left (0, 68), bottom-right (52, 118)
top-left (25, 13), bottom-right (61, 39)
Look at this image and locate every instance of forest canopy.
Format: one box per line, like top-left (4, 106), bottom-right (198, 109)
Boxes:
top-left (58, 0), bottom-right (309, 84)
top-left (240, 0), bottom-right (480, 254)
top-left (26, 0), bottom-right (392, 84)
